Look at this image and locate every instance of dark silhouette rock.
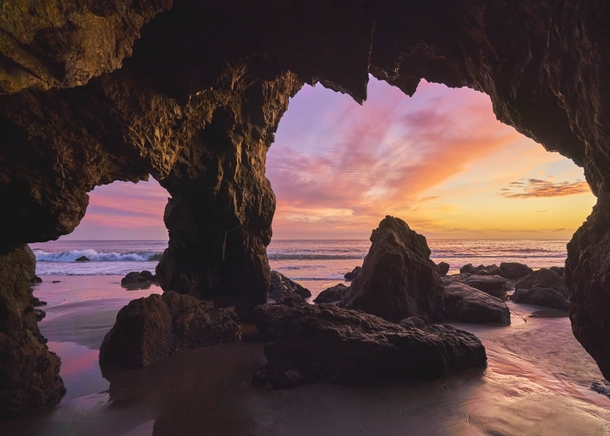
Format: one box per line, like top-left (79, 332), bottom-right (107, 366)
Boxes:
top-left (444, 274), bottom-right (508, 300)
top-left (591, 380), bottom-right (610, 399)
top-left (344, 266), bottom-right (362, 281)
top-left (252, 303), bottom-right (486, 389)
top-left (511, 268), bottom-right (569, 310)
top-left (499, 262), bottom-right (534, 280)
top-left (343, 216), bottom-right (444, 323)
top-left (444, 283), bottom-right (510, 325)
top-left (74, 255), bottom-right (90, 262)
top-left (314, 283), bottom-right (350, 304)
top-left (549, 266), bottom-right (565, 277)
top-left (275, 293), bottom-right (306, 307)
top-left (121, 270), bottom-right (158, 289)
top-left (460, 263), bottom-right (503, 276)
top-left (0, 246), bottom-right (65, 420)
top-left (268, 271), bottom-right (311, 302)
top-left (30, 275), bottom-right (42, 284)
top-left (435, 261), bottom-right (450, 277)
top-left (99, 292), bottom-right (241, 369)
top-left (30, 297), bottom-right (47, 307)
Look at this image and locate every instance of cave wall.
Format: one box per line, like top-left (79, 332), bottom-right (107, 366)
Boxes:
top-left (1, 0), bottom-right (610, 416)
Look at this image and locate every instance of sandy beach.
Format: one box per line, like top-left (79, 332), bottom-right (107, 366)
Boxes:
top-left (1, 275), bottom-right (609, 436)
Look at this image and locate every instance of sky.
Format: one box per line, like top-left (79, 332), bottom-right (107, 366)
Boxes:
top-left (64, 79), bottom-right (596, 241)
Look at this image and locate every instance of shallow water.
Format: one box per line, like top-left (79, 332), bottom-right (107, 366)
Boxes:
top-left (1, 276), bottom-right (609, 436)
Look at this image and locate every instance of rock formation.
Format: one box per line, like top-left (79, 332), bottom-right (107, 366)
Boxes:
top-left (435, 261), bottom-right (450, 277)
top-left (314, 283), bottom-right (350, 304)
top-left (1, 0), bottom-right (610, 412)
top-left (0, 246), bottom-right (65, 420)
top-left (443, 283), bottom-right (510, 325)
top-left (252, 303), bottom-right (487, 389)
top-left (343, 216), bottom-right (444, 323)
top-left (443, 274), bottom-right (508, 300)
top-left (121, 270), bottom-right (158, 290)
top-left (268, 271), bottom-right (311, 302)
top-left (499, 262), bottom-right (534, 280)
top-left (512, 268), bottom-right (570, 311)
top-left (99, 292), bottom-right (241, 369)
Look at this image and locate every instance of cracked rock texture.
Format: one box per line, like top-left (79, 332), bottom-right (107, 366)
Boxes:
top-left (1, 0), bottom-right (610, 414)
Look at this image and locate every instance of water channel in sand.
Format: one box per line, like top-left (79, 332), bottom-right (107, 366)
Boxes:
top-left (1, 276), bottom-right (609, 436)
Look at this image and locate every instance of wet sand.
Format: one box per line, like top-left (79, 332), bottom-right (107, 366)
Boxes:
top-left (1, 276), bottom-right (609, 435)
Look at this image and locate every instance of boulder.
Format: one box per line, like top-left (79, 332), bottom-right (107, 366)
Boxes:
top-left (511, 268), bottom-right (569, 310)
top-left (314, 283), bottom-right (350, 304)
top-left (99, 292), bottom-right (241, 368)
top-left (444, 274), bottom-right (508, 300)
top-left (435, 261), bottom-right (450, 277)
top-left (549, 266), bottom-right (565, 277)
top-left (268, 271), bottom-right (311, 301)
top-left (343, 216), bottom-right (444, 323)
top-left (74, 255), bottom-right (90, 262)
top-left (252, 304), bottom-right (487, 389)
top-left (443, 283), bottom-right (510, 325)
top-left (344, 266), bottom-right (362, 281)
top-left (460, 263), bottom-right (503, 276)
top-left (30, 275), bottom-right (42, 284)
top-left (499, 262), bottom-right (534, 279)
top-left (121, 270), bottom-right (158, 289)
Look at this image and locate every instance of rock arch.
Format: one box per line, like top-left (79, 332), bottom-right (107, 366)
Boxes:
top-left (1, 0), bottom-right (609, 417)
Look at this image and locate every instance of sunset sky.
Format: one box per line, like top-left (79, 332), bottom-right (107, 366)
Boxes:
top-left (64, 79), bottom-right (596, 241)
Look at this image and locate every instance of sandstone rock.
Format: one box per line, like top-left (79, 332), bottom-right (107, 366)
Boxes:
top-left (499, 262), bottom-right (534, 280)
top-left (344, 266), bottom-right (362, 281)
top-left (444, 274), bottom-right (508, 300)
top-left (444, 283), bottom-right (510, 325)
top-left (314, 283), bottom-right (350, 304)
top-left (0, 246), bottom-right (65, 420)
top-left (591, 379), bottom-right (610, 399)
top-left (121, 270), bottom-right (158, 289)
top-left (74, 255), bottom-right (90, 262)
top-left (435, 261), bottom-right (450, 277)
top-left (99, 292), bottom-right (241, 369)
top-left (343, 216), bottom-right (444, 323)
top-left (511, 268), bottom-right (570, 311)
top-left (252, 304), bottom-right (486, 389)
top-left (268, 271), bottom-right (311, 302)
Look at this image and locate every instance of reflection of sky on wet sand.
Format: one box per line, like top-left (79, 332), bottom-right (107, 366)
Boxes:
top-left (1, 277), bottom-right (609, 436)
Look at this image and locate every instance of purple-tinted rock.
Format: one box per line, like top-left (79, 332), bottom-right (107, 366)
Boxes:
top-left (444, 283), bottom-right (510, 325)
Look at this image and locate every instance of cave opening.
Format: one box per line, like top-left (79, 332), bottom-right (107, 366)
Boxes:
top-left (266, 78), bottom-right (596, 296)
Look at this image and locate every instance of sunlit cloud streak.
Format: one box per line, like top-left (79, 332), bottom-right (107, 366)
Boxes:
top-left (499, 179), bottom-right (590, 198)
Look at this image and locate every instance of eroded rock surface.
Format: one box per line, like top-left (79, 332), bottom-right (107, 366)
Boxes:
top-left (343, 216), bottom-right (444, 323)
top-left (268, 271), bottom-right (311, 302)
top-left (512, 268), bottom-right (569, 311)
top-left (443, 274), bottom-right (508, 301)
top-left (99, 292), bottom-right (241, 369)
top-left (444, 283), bottom-right (510, 325)
top-left (252, 303), bottom-right (487, 389)
top-left (0, 246), bottom-right (65, 420)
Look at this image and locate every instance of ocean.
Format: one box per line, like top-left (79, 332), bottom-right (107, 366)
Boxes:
top-left (30, 239), bottom-right (569, 296)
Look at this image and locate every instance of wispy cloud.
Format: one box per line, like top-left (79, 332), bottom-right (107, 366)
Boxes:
top-left (499, 178), bottom-right (590, 199)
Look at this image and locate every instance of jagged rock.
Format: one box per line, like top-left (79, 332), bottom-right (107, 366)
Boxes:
top-left (444, 283), bottom-right (510, 325)
top-left (251, 304), bottom-right (487, 389)
top-left (443, 274), bottom-right (508, 300)
top-left (499, 262), bottom-right (534, 280)
top-left (0, 246), bottom-right (65, 420)
top-left (30, 275), bottom-right (42, 284)
top-left (30, 296), bottom-right (47, 307)
top-left (435, 261), bottom-right (450, 277)
top-left (2, 0), bottom-right (610, 409)
top-left (511, 268), bottom-right (569, 311)
top-left (275, 293), bottom-right (306, 307)
top-left (268, 271), bottom-right (311, 302)
top-left (460, 263), bottom-right (504, 276)
top-left (121, 270), bottom-right (158, 289)
top-left (34, 308), bottom-right (46, 322)
top-left (343, 216), bottom-right (444, 323)
top-left (549, 266), bottom-right (565, 277)
top-left (344, 266), bottom-right (362, 281)
top-left (99, 292), bottom-right (241, 369)
top-left (74, 255), bottom-right (90, 262)
top-left (314, 283), bottom-right (350, 304)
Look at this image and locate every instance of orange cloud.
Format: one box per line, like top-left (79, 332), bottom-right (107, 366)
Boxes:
top-left (499, 179), bottom-right (590, 198)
